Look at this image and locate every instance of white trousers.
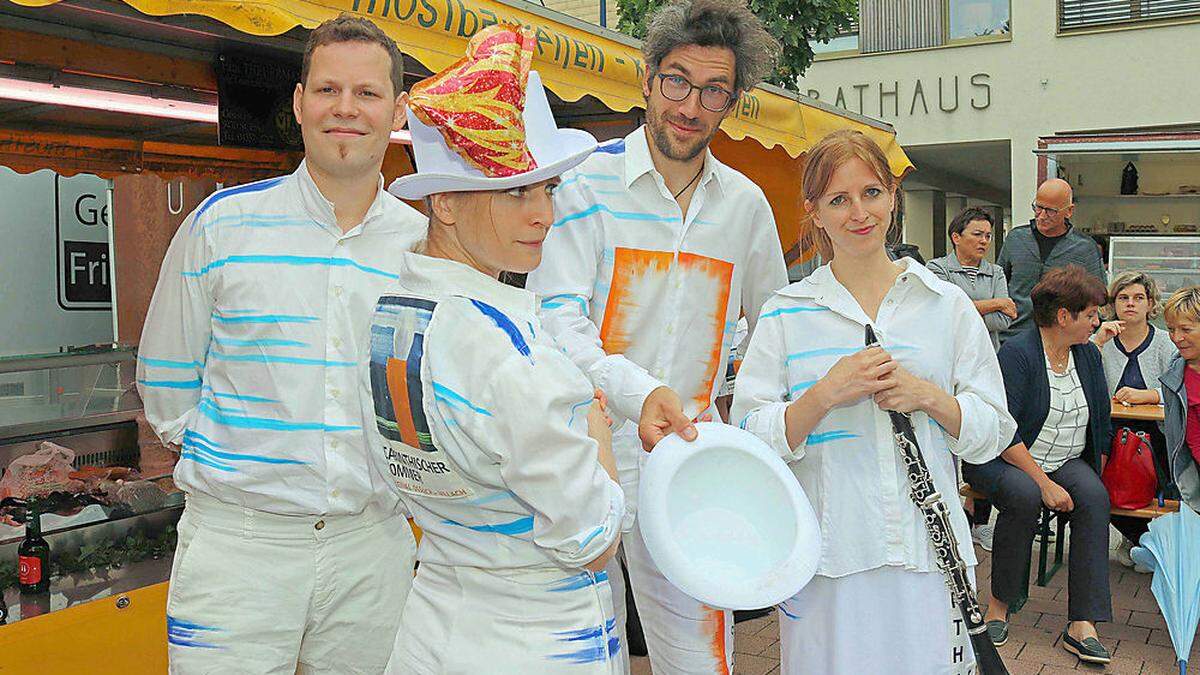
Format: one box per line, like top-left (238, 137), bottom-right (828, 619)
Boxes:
top-left (166, 493), bottom-right (417, 674)
top-left (777, 566), bottom-right (976, 675)
top-left (619, 520), bottom-right (734, 674)
top-left (388, 562), bottom-right (622, 674)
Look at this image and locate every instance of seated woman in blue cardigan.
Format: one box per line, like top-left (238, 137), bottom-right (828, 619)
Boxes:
top-left (963, 265), bottom-right (1114, 665)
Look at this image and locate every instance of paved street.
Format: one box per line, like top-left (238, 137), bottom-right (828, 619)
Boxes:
top-left (632, 528), bottom-right (1200, 674)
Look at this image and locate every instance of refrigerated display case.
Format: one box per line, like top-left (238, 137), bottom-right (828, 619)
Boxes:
top-left (1108, 235), bottom-right (1200, 296)
top-left (0, 347), bottom-right (180, 673)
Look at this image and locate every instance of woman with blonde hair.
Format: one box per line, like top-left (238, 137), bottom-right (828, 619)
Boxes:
top-left (731, 129), bottom-right (1014, 674)
top-left (1161, 286), bottom-right (1200, 515)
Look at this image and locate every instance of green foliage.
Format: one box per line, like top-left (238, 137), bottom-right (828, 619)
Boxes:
top-left (615, 0), bottom-right (857, 88)
top-left (0, 526), bottom-right (177, 592)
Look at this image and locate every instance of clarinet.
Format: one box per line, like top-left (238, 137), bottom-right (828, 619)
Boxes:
top-left (866, 324), bottom-right (1009, 675)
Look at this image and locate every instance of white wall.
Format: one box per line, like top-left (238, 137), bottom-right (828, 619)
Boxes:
top-left (798, 3), bottom-right (1200, 226)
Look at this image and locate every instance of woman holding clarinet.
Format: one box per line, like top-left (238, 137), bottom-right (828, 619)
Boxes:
top-left (731, 130), bottom-right (1016, 674)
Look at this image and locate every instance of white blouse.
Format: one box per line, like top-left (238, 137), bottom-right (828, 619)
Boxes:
top-left (730, 259), bottom-right (1016, 578)
top-left (1029, 353), bottom-right (1089, 473)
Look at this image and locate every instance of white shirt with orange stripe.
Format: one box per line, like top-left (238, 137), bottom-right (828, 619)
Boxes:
top-left (526, 127), bottom-right (787, 518)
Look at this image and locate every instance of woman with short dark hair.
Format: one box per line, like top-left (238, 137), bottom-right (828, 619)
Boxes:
top-left (927, 208), bottom-right (1015, 352)
top-left (963, 265), bottom-right (1114, 664)
top-left (927, 207), bottom-right (1016, 551)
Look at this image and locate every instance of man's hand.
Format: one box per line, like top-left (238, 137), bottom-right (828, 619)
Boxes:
top-left (639, 386), bottom-right (697, 452)
top-left (995, 298), bottom-right (1018, 319)
top-left (1039, 479), bottom-right (1074, 512)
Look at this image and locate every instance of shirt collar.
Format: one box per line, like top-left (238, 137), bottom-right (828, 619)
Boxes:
top-left (940, 253), bottom-right (994, 275)
top-left (780, 257), bottom-right (948, 304)
top-left (622, 126), bottom-right (723, 195)
top-left (295, 159), bottom-right (388, 236)
top-left (396, 251), bottom-right (535, 317)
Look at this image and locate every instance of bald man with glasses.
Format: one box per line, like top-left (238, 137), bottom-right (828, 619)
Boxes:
top-left (997, 178), bottom-right (1107, 342)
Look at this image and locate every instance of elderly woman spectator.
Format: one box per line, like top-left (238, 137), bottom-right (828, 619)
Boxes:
top-left (927, 207), bottom-right (1016, 551)
top-left (1161, 287), bottom-right (1200, 519)
top-left (927, 207), bottom-right (1016, 351)
top-left (1092, 272), bottom-right (1178, 565)
top-left (962, 265), bottom-right (1113, 665)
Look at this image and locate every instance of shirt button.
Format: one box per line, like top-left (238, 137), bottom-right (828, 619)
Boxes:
top-left (314, 520), bottom-right (326, 530)
top-left (332, 336), bottom-right (343, 348)
top-left (334, 286), bottom-right (344, 297)
top-left (331, 489), bottom-right (341, 498)
top-left (331, 439), bottom-right (340, 449)
top-left (331, 388), bottom-right (341, 398)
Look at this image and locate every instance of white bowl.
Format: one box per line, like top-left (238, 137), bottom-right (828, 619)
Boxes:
top-left (637, 422), bottom-right (821, 610)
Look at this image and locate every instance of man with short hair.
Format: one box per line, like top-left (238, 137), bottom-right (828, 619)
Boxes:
top-left (527, 0), bottom-right (787, 671)
top-left (997, 177), bottom-right (1106, 341)
top-left (138, 15), bottom-right (424, 673)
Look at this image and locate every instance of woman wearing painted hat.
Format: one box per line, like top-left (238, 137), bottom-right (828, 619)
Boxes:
top-left (730, 130), bottom-right (1016, 675)
top-left (365, 26), bottom-right (624, 673)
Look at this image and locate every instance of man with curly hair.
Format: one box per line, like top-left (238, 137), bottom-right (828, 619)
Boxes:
top-left (528, 0), bottom-right (787, 671)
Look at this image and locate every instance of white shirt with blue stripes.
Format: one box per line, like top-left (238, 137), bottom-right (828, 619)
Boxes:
top-left (730, 258), bottom-right (1015, 577)
top-left (137, 161), bottom-right (427, 516)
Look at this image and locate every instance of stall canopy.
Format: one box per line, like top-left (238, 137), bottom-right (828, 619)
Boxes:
top-left (9, 0), bottom-right (910, 170)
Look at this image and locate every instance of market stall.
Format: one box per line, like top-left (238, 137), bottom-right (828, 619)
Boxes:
top-left (5, 0), bottom-right (912, 274)
top-left (1037, 131), bottom-right (1200, 296)
top-left (0, 0), bottom-right (911, 670)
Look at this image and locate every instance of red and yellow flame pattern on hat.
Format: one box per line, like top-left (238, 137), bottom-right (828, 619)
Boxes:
top-left (408, 24), bottom-right (538, 178)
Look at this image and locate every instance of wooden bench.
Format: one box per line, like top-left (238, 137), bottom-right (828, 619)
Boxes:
top-left (959, 486), bottom-right (1179, 586)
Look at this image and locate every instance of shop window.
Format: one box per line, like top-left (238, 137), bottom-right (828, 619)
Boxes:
top-left (1059, 0), bottom-right (1200, 32)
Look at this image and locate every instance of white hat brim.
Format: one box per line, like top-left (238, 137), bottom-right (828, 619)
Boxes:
top-left (387, 128), bottom-right (597, 200)
top-left (637, 422), bottom-right (822, 610)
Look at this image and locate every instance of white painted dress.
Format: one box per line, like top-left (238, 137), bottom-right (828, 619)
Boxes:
top-left (367, 252), bottom-right (625, 674)
top-left (730, 258), bottom-right (1016, 675)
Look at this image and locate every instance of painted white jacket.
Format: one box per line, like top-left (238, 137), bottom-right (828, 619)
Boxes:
top-left (730, 258), bottom-right (1015, 577)
top-left (526, 128), bottom-right (787, 519)
top-left (367, 252), bottom-right (624, 570)
top-left (137, 162), bottom-right (426, 516)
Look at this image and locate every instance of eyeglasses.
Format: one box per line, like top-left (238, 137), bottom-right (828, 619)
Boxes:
top-left (1031, 202), bottom-right (1064, 216)
top-left (655, 73), bottom-right (735, 113)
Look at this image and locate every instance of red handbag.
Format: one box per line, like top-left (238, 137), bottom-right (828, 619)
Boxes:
top-left (1101, 427), bottom-right (1157, 510)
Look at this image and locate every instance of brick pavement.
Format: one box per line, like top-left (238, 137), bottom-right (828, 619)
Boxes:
top-left (630, 529), bottom-right (1200, 674)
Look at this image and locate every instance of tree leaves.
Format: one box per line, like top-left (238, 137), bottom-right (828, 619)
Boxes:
top-left (615, 0), bottom-right (857, 87)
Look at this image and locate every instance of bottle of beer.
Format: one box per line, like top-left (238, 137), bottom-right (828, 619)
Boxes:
top-left (18, 509), bottom-right (50, 595)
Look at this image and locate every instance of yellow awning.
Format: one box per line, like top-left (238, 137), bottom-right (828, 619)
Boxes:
top-left (11, 0), bottom-right (910, 169)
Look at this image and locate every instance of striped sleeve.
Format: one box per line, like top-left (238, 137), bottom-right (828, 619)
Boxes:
top-left (136, 207), bottom-right (214, 445)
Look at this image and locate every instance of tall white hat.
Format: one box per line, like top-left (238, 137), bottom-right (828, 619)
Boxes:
top-left (387, 25), bottom-right (596, 200)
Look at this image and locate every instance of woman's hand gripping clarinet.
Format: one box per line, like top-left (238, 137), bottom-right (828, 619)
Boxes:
top-left (865, 324), bottom-right (1009, 675)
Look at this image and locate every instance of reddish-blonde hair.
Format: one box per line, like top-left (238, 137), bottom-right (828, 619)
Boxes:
top-left (800, 130), bottom-right (897, 260)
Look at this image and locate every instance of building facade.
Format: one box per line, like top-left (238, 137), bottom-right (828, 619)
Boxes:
top-left (799, 1), bottom-right (1200, 265)
top-left (541, 0), bottom-right (617, 29)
